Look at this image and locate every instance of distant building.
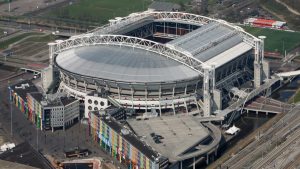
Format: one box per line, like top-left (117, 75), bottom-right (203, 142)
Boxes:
top-left (148, 1), bottom-right (180, 11)
top-left (9, 80), bottom-right (79, 131)
top-left (193, 0), bottom-right (208, 14)
top-left (89, 111), bottom-right (169, 169)
top-left (244, 18), bottom-right (287, 29)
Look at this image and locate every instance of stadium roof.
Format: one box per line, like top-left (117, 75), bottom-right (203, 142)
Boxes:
top-left (55, 45), bottom-right (200, 83)
top-left (169, 22), bottom-right (252, 67)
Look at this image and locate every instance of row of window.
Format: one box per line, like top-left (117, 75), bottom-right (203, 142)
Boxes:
top-left (87, 99), bottom-right (105, 106)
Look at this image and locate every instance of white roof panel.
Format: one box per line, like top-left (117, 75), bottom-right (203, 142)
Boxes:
top-left (205, 42), bottom-right (252, 68)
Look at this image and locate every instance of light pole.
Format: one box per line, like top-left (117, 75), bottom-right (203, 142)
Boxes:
top-left (8, 84), bottom-right (13, 137)
top-left (8, 0), bottom-right (11, 13)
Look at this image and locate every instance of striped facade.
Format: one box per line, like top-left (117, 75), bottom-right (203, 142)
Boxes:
top-left (9, 89), bottom-right (41, 129)
top-left (27, 94), bottom-right (43, 130)
top-left (89, 112), bottom-right (167, 169)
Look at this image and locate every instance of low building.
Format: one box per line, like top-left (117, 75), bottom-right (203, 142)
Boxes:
top-left (28, 93), bottom-right (80, 131)
top-left (9, 80), bottom-right (79, 131)
top-left (244, 18), bottom-right (287, 29)
top-left (89, 111), bottom-right (169, 169)
top-left (9, 81), bottom-right (39, 123)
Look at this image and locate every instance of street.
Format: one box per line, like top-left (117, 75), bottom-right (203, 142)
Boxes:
top-left (0, 71), bottom-right (126, 168)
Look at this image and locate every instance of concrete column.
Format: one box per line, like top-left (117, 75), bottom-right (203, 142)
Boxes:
top-left (212, 89), bottom-right (222, 111)
top-left (203, 66), bottom-right (212, 117)
top-left (172, 86), bottom-right (176, 115)
top-left (193, 157), bottom-right (196, 169)
top-left (158, 86), bottom-right (162, 116)
top-left (254, 39), bottom-right (263, 88)
top-left (131, 87), bottom-right (134, 108)
top-left (48, 42), bottom-right (56, 66)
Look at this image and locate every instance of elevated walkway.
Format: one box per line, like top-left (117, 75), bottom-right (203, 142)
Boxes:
top-left (216, 77), bottom-right (281, 118)
top-left (276, 70), bottom-right (300, 77)
top-left (244, 96), bottom-right (294, 114)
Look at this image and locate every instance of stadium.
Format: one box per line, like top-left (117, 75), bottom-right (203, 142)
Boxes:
top-left (46, 11), bottom-right (268, 118)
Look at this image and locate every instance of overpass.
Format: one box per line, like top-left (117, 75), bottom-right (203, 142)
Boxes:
top-left (244, 96), bottom-right (293, 114)
top-left (276, 70), bottom-right (300, 77)
top-left (216, 68), bottom-right (300, 125)
top-left (20, 68), bottom-right (41, 75)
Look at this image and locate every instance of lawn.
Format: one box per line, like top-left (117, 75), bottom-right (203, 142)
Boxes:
top-left (0, 32), bottom-right (42, 50)
top-left (26, 35), bottom-right (56, 43)
top-left (293, 90), bottom-right (300, 103)
top-left (242, 26), bottom-right (300, 54)
top-left (45, 0), bottom-right (192, 25)
top-left (46, 0), bottom-right (152, 25)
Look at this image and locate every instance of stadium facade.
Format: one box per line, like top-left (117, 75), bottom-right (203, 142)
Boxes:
top-left (44, 11), bottom-right (269, 118)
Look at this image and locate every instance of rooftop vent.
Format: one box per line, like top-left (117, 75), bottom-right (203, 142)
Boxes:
top-left (121, 128), bottom-right (129, 135)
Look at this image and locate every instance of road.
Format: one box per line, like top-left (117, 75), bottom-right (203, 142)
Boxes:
top-left (0, 71), bottom-right (126, 169)
top-left (222, 104), bottom-right (300, 168)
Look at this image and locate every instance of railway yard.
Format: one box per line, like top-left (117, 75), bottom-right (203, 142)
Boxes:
top-left (221, 104), bottom-right (300, 169)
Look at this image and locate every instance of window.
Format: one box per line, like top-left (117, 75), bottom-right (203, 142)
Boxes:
top-left (94, 100), bottom-right (98, 105)
top-left (94, 107), bottom-right (98, 111)
top-left (88, 99), bottom-right (92, 104)
top-left (100, 101), bottom-right (104, 106)
top-left (88, 106), bottom-right (92, 110)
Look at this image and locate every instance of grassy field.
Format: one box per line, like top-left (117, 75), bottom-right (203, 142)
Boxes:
top-left (25, 35), bottom-right (56, 43)
top-left (259, 0), bottom-right (300, 31)
top-left (243, 26), bottom-right (300, 54)
top-left (0, 33), bottom-right (42, 49)
top-left (293, 90), bottom-right (300, 103)
top-left (45, 0), bottom-right (191, 25)
top-left (46, 0), bottom-right (152, 25)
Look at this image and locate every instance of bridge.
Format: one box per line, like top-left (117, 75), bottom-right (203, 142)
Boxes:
top-left (244, 96), bottom-right (294, 114)
top-left (20, 68), bottom-right (41, 75)
top-left (216, 71), bottom-right (300, 125)
top-left (276, 70), bottom-right (300, 77)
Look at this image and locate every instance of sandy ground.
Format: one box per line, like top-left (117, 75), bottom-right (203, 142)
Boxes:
top-left (0, 0), bottom-right (68, 16)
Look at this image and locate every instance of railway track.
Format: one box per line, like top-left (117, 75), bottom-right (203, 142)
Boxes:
top-left (223, 105), bottom-right (300, 168)
top-left (252, 129), bottom-right (300, 169)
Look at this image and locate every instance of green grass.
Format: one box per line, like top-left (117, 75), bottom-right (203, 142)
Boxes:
top-left (26, 35), bottom-right (56, 43)
top-left (292, 90), bottom-right (300, 103)
top-left (45, 0), bottom-right (191, 25)
top-left (46, 0), bottom-right (152, 25)
top-left (0, 33), bottom-right (42, 49)
top-left (243, 26), bottom-right (300, 54)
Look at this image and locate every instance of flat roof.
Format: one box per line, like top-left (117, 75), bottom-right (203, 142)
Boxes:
top-left (168, 22), bottom-right (245, 63)
top-left (127, 115), bottom-right (210, 161)
top-left (10, 80), bottom-right (39, 100)
top-left (55, 45), bottom-right (199, 83)
top-left (0, 142), bottom-right (53, 169)
top-left (92, 112), bottom-right (162, 162)
top-left (205, 42), bottom-right (253, 68)
top-left (0, 160), bottom-right (39, 169)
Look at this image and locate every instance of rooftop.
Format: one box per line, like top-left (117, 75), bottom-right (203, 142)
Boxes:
top-left (168, 22), bottom-right (252, 67)
top-left (55, 45), bottom-right (199, 83)
top-left (127, 115), bottom-right (210, 162)
top-left (28, 92), bottom-right (44, 102)
top-left (0, 142), bottom-right (53, 169)
top-left (91, 112), bottom-right (162, 162)
top-left (0, 160), bottom-right (39, 169)
top-left (10, 80), bottom-right (39, 100)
